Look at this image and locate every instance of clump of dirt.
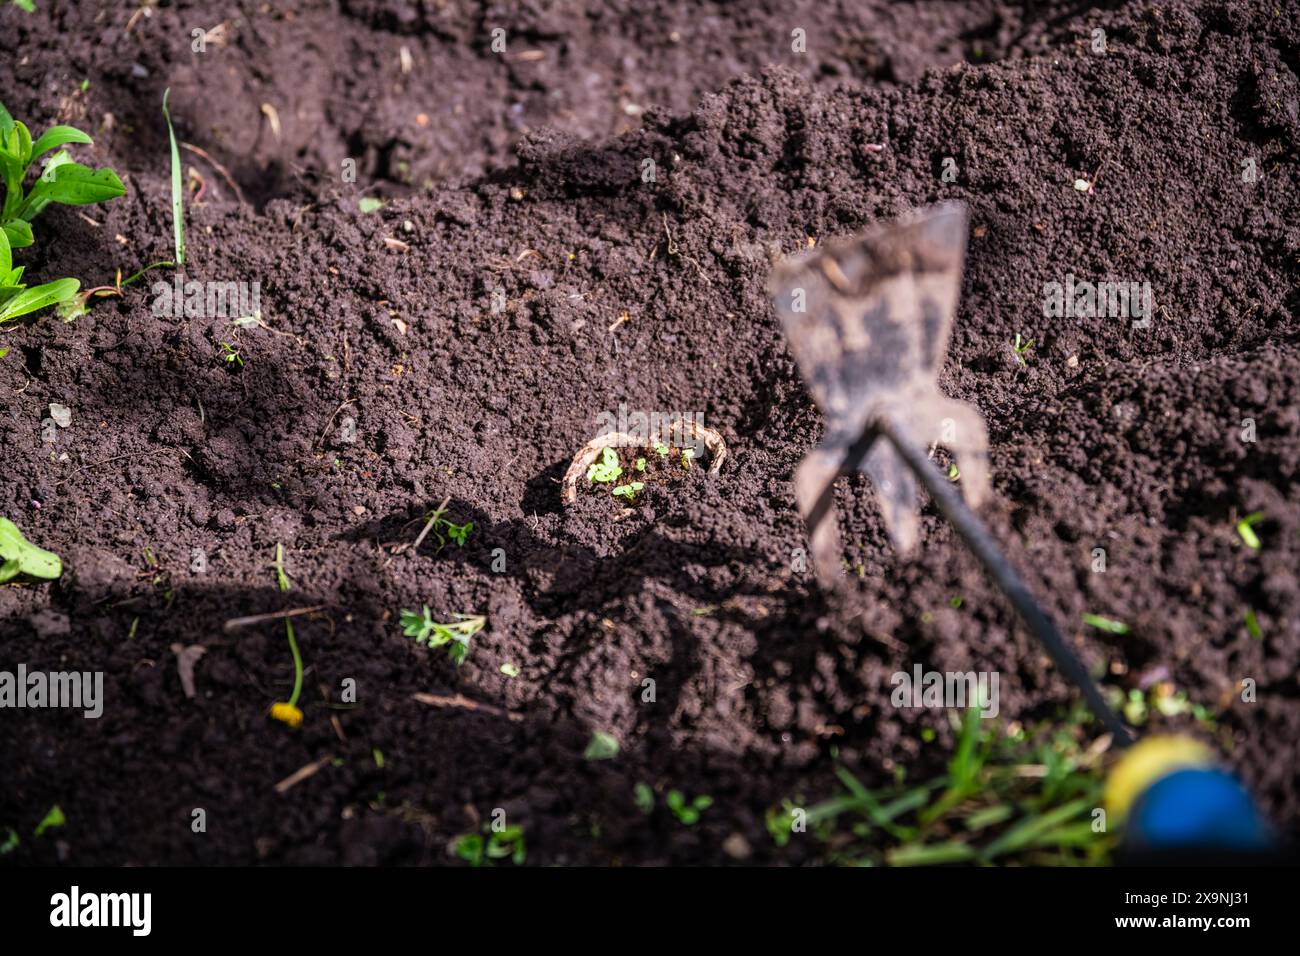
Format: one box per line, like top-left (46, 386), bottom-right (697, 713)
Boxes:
top-left (1, 0), bottom-right (1297, 866)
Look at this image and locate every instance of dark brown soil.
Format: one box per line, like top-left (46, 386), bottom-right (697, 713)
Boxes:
top-left (2, 0), bottom-right (1297, 865)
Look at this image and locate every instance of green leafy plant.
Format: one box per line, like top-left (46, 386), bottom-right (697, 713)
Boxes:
top-left (583, 730), bottom-right (620, 760)
top-left (653, 442), bottom-right (669, 457)
top-left (681, 448), bottom-right (695, 469)
top-left (454, 824), bottom-right (525, 866)
top-left (400, 607), bottom-right (485, 666)
top-left (586, 446), bottom-right (622, 484)
top-left (1, 101), bottom-right (124, 250)
top-left (612, 481), bottom-right (644, 500)
top-left (443, 519), bottom-right (471, 546)
top-left (635, 457), bottom-right (646, 473)
top-left (0, 517), bottom-right (61, 582)
top-left (666, 790), bottom-right (713, 825)
top-left (1, 231), bottom-right (78, 323)
top-left (412, 500), bottom-right (472, 551)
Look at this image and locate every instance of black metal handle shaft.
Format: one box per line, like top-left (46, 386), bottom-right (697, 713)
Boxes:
top-left (871, 417), bottom-right (1134, 746)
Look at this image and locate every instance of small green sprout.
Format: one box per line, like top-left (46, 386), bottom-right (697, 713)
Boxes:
top-left (666, 790), bottom-right (712, 825)
top-left (358, 197), bottom-right (383, 214)
top-left (633, 782), bottom-right (655, 814)
top-left (443, 520), bottom-right (472, 546)
top-left (1082, 612), bottom-right (1129, 635)
top-left (161, 89), bottom-right (185, 266)
top-left (1236, 511), bottom-right (1264, 550)
top-left (219, 341), bottom-right (243, 367)
top-left (1012, 333), bottom-right (1034, 365)
top-left (1244, 607), bottom-right (1262, 640)
top-left (681, 448), bottom-right (695, 469)
top-left (583, 731), bottom-right (620, 760)
top-left (413, 501), bottom-right (472, 552)
top-left (654, 442), bottom-right (669, 457)
top-left (0, 517), bottom-right (61, 582)
top-left (1124, 688), bottom-right (1148, 725)
top-left (635, 457), bottom-right (646, 472)
top-left (454, 824), bottom-right (525, 866)
top-left (400, 607), bottom-right (485, 666)
top-left (586, 446), bottom-right (622, 483)
top-left (0, 828), bottom-right (18, 855)
top-left (33, 805), bottom-right (64, 837)
top-left (268, 543), bottom-right (304, 728)
top-left (500, 662), bottom-right (519, 678)
top-left (947, 462), bottom-right (960, 481)
top-left (612, 481), bottom-right (644, 500)
top-left (372, 748), bottom-right (385, 769)
top-left (764, 801), bottom-right (800, 847)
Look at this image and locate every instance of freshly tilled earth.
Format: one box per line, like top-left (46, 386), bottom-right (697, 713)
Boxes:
top-left (1, 0), bottom-right (1297, 864)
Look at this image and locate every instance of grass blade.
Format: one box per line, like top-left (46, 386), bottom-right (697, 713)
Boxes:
top-left (161, 88), bottom-right (185, 267)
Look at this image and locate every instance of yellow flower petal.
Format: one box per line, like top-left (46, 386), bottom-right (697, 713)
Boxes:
top-left (270, 701), bottom-right (303, 728)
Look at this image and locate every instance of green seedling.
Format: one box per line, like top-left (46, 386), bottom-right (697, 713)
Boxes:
top-left (454, 824), bottom-right (525, 866)
top-left (161, 89), bottom-right (184, 266)
top-left (1, 229), bottom-right (79, 323)
top-left (586, 446), bottom-right (622, 484)
top-left (500, 662), bottom-right (519, 678)
top-left (358, 197), bottom-right (383, 214)
top-left (1236, 511), bottom-right (1264, 550)
top-left (653, 442), bottom-right (669, 458)
top-left (681, 448), bottom-right (694, 469)
top-left (947, 462), bottom-right (960, 481)
top-left (666, 790), bottom-right (713, 825)
top-left (412, 500), bottom-right (472, 551)
top-left (1244, 607), bottom-right (1262, 640)
top-left (1, 101), bottom-right (125, 250)
top-left (58, 259), bottom-right (173, 320)
top-left (33, 804), bottom-right (64, 837)
top-left (400, 607), bottom-right (485, 666)
top-left (765, 800), bottom-right (802, 847)
top-left (633, 782), bottom-right (655, 814)
top-left (612, 481), bottom-right (644, 500)
top-left (1082, 612), bottom-right (1129, 635)
top-left (0, 828), bottom-right (18, 855)
top-left (268, 544), bottom-right (305, 728)
top-left (1012, 333), bottom-right (1034, 365)
top-left (635, 457), bottom-right (646, 472)
top-left (0, 517), bottom-right (61, 583)
top-left (219, 341), bottom-right (243, 367)
top-left (9, 1), bottom-right (36, 12)
top-left (583, 730), bottom-right (620, 760)
top-left (443, 520), bottom-right (471, 546)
